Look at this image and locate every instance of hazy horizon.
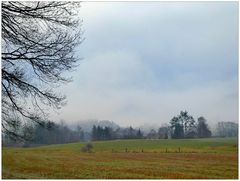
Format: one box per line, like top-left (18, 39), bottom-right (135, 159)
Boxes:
top-left (50, 2), bottom-right (238, 128)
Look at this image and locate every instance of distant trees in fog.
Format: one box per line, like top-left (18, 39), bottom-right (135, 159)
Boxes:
top-left (2, 111), bottom-right (238, 147)
top-left (92, 125), bottom-right (113, 140)
top-left (147, 129), bottom-right (158, 139)
top-left (3, 121), bottom-right (85, 146)
top-left (158, 126), bottom-right (169, 139)
top-left (91, 125), bottom-right (144, 140)
top-left (31, 122), bottom-right (85, 145)
top-left (217, 122), bottom-right (238, 137)
top-left (123, 126), bottom-right (143, 139)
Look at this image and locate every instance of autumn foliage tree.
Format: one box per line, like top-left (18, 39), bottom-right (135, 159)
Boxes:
top-left (2, 2), bottom-right (83, 139)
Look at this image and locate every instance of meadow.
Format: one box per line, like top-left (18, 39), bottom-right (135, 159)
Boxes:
top-left (2, 137), bottom-right (238, 179)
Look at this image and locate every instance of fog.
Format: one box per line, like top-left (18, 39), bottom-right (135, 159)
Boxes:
top-left (50, 2), bottom-right (238, 128)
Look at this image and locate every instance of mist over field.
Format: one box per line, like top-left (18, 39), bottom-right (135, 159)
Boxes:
top-left (51, 2), bottom-right (238, 127)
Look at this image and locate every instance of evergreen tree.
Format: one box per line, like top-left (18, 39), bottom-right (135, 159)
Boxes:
top-left (136, 129), bottom-right (143, 139)
top-left (92, 125), bottom-right (98, 141)
top-left (170, 116), bottom-right (183, 139)
top-left (197, 117), bottom-right (211, 138)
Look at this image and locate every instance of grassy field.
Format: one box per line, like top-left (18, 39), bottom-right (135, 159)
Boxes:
top-left (2, 137), bottom-right (238, 179)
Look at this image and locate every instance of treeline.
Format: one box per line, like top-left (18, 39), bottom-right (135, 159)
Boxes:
top-left (169, 111), bottom-right (237, 139)
top-left (2, 110), bottom-right (238, 146)
top-left (90, 111), bottom-right (237, 140)
top-left (3, 121), bottom-right (85, 146)
top-left (91, 126), bottom-right (143, 141)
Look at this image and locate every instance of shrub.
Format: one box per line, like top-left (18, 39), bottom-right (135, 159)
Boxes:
top-left (81, 143), bottom-right (93, 153)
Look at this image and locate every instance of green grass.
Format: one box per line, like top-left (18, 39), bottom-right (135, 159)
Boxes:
top-left (2, 137), bottom-right (238, 179)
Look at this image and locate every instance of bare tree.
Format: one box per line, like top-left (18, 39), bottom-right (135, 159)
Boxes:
top-left (2, 2), bottom-right (83, 139)
top-left (217, 122), bottom-right (238, 137)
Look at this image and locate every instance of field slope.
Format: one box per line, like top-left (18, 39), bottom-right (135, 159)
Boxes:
top-left (2, 138), bottom-right (238, 179)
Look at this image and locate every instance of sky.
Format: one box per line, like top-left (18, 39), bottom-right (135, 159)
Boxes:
top-left (51, 2), bottom-right (238, 128)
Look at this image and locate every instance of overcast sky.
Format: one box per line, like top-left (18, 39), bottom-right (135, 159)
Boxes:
top-left (51, 2), bottom-right (238, 127)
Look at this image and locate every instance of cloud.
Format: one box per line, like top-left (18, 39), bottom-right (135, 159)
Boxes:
top-left (51, 2), bottom-right (238, 127)
top-left (54, 51), bottom-right (237, 127)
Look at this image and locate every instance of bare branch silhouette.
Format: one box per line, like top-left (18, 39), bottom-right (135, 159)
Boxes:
top-left (2, 1), bottom-right (83, 139)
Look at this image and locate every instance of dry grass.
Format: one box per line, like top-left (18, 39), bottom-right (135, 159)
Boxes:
top-left (2, 138), bottom-right (238, 179)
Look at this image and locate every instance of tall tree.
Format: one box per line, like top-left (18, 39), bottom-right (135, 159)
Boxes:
top-left (136, 129), bottom-right (143, 139)
top-left (170, 111), bottom-right (196, 139)
top-left (2, 2), bottom-right (83, 138)
top-left (91, 125), bottom-right (97, 141)
top-left (179, 111), bottom-right (196, 138)
top-left (128, 126), bottom-right (135, 139)
top-left (76, 125), bottom-right (84, 140)
top-left (97, 126), bottom-right (102, 140)
top-left (170, 116), bottom-right (184, 139)
top-left (197, 117), bottom-right (212, 138)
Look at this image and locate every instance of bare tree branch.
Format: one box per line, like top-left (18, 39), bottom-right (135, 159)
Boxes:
top-left (2, 1), bottom-right (83, 139)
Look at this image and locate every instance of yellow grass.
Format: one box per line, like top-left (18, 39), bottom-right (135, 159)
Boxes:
top-left (2, 138), bottom-right (238, 179)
